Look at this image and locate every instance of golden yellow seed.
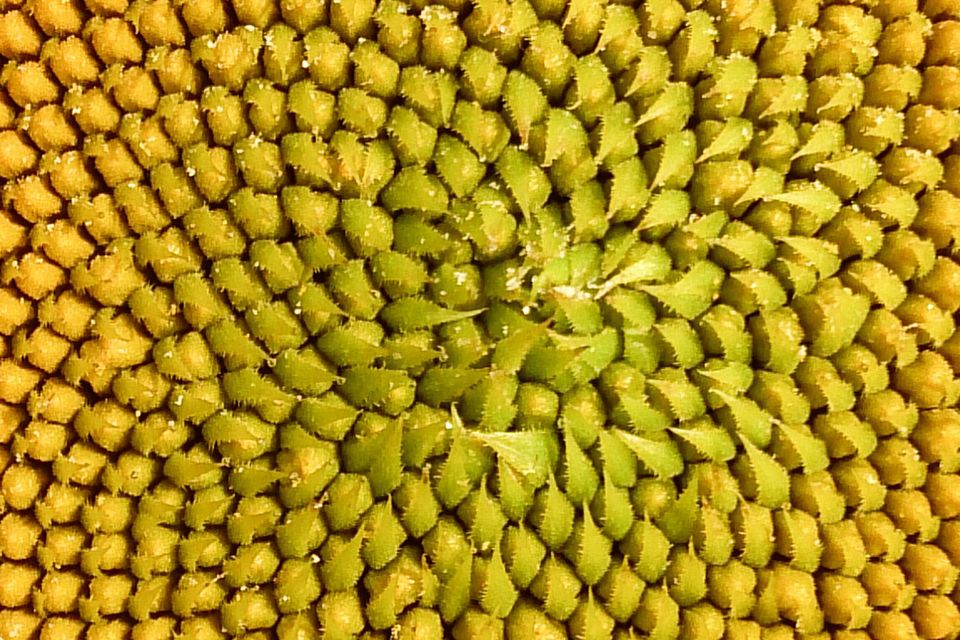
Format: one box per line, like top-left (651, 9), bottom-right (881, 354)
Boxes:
top-left (16, 177), bottom-right (60, 227)
top-left (42, 35), bottom-right (102, 86)
top-left (0, 401), bottom-right (25, 444)
top-left (756, 27), bottom-right (817, 77)
top-left (71, 239), bottom-right (146, 306)
top-left (67, 195), bottom-right (131, 247)
top-left (863, 64), bottom-right (922, 111)
top-left (945, 155), bottom-right (960, 197)
top-left (30, 219), bottom-right (93, 269)
top-left (0, 358), bottom-right (44, 404)
top-left (38, 524), bottom-right (86, 568)
top-left (919, 66), bottom-right (960, 110)
top-left (940, 332), bottom-right (960, 378)
top-left (638, 0), bottom-right (685, 44)
top-left (937, 520), bottom-right (960, 567)
top-left (925, 20), bottom-right (960, 66)
top-left (867, 611), bottom-right (919, 640)
top-left (893, 351), bottom-right (957, 409)
top-left (180, 0), bottom-right (231, 37)
top-left (911, 595), bottom-right (960, 640)
top-left (85, 0), bottom-right (130, 16)
top-left (0, 513), bottom-right (42, 560)
top-left (150, 47), bottom-right (203, 95)
top-left (37, 289), bottom-right (97, 342)
top-left (771, 0), bottom-right (820, 27)
top-left (86, 16), bottom-right (143, 64)
top-left (16, 418), bottom-right (70, 461)
top-left (61, 353), bottom-right (117, 395)
top-left (76, 400), bottom-right (140, 453)
top-left (35, 483), bottom-right (90, 528)
top-left (691, 159), bottom-right (754, 211)
top-left (0, 89), bottom-right (15, 129)
top-left (868, 436), bottom-right (926, 487)
top-left (806, 80), bottom-right (865, 129)
top-left (856, 511), bottom-right (906, 561)
top-left (30, 0), bottom-right (86, 36)
top-left (0, 208), bottom-right (28, 257)
top-left (12, 179), bottom-right (60, 229)
top-left (0, 561), bottom-right (41, 608)
top-left (132, 617), bottom-right (179, 640)
top-left (13, 326), bottom-right (72, 373)
top-left (2, 60), bottom-right (60, 106)
top-left (914, 190), bottom-right (960, 251)
top-left (34, 569), bottom-right (84, 614)
top-left (0, 10), bottom-right (42, 58)
top-left (135, 0), bottom-right (187, 46)
top-left (39, 617), bottom-right (86, 640)
top-left (882, 149), bottom-right (944, 198)
top-left (0, 610), bottom-right (40, 640)
top-left (3, 251), bottom-right (67, 299)
top-left (901, 543), bottom-right (958, 594)
top-left (56, 440), bottom-right (108, 486)
top-left (83, 532), bottom-right (131, 572)
top-left (121, 113), bottom-right (179, 169)
top-left (1, 461), bottom-right (48, 510)
top-left (885, 489), bottom-right (938, 541)
top-left (4, 174), bottom-right (64, 223)
top-left (27, 104), bottom-right (80, 152)
top-left (108, 65), bottom-right (162, 112)
top-left (724, 619), bottom-right (761, 640)
top-left (861, 561), bottom-right (914, 609)
top-left (916, 257), bottom-right (960, 314)
top-left (0, 287), bottom-right (33, 335)
top-left (197, 30), bottom-right (261, 90)
top-left (920, 397), bottom-right (960, 458)
top-left (232, 0), bottom-right (279, 28)
top-left (88, 136), bottom-right (145, 187)
top-left (718, 0), bottom-right (776, 56)
top-left (818, 519), bottom-right (866, 577)
top-left (87, 619), bottom-right (134, 640)
top-left (177, 615), bottom-right (228, 640)
top-left (88, 573), bottom-right (135, 616)
top-left (158, 96), bottom-right (208, 148)
top-left (279, 0), bottom-right (325, 34)
top-left (0, 130), bottom-right (39, 180)
top-left (84, 314), bottom-right (152, 372)
top-left (817, 574), bottom-right (872, 628)
top-left (761, 564), bottom-right (822, 633)
top-left (810, 31), bottom-right (880, 78)
top-left (876, 14), bottom-right (930, 66)
top-left (64, 86), bottom-right (122, 134)
top-left (820, 3), bottom-right (883, 37)
top-left (923, 0), bottom-right (960, 18)
top-left (903, 105), bottom-right (960, 154)
top-left (330, 0), bottom-right (376, 44)
top-left (873, 0), bottom-right (918, 23)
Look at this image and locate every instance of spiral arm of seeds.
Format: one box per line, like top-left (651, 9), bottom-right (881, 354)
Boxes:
top-left (1, 0), bottom-right (960, 638)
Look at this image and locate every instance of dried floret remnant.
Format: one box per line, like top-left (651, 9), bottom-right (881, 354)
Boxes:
top-left (1, 0), bottom-right (960, 638)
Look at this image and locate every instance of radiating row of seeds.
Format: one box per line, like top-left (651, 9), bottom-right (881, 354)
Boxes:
top-left (0, 0), bottom-right (959, 638)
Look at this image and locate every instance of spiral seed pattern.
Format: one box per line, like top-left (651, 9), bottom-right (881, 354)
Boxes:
top-left (0, 0), bottom-right (959, 638)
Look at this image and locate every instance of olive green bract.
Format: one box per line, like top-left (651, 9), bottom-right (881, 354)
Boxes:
top-left (1, 0), bottom-right (960, 638)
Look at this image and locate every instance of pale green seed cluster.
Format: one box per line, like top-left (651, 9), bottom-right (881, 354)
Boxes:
top-left (1, 0), bottom-right (960, 639)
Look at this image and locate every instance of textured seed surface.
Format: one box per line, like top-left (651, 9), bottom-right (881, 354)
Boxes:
top-left (0, 0), bottom-right (959, 638)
